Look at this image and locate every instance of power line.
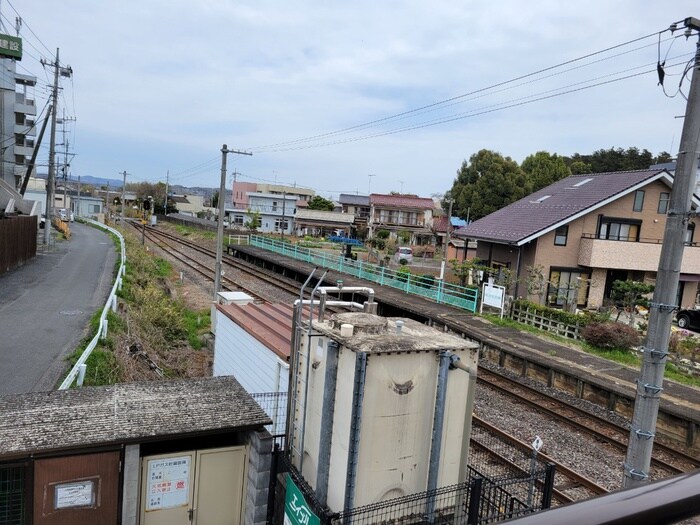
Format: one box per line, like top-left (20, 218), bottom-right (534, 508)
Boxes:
top-left (249, 28), bottom-right (673, 152)
top-left (4, 0), bottom-right (52, 55)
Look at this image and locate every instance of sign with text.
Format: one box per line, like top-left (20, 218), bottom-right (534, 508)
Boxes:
top-left (145, 456), bottom-right (190, 511)
top-left (54, 480), bottom-right (95, 509)
top-left (0, 34), bottom-right (21, 60)
top-left (481, 282), bottom-right (506, 318)
top-left (284, 474), bottom-right (320, 525)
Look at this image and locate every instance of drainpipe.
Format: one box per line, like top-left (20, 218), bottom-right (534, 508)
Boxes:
top-left (426, 350), bottom-right (452, 522)
top-left (344, 351), bottom-right (368, 513)
top-left (316, 340), bottom-right (340, 505)
top-left (452, 353), bottom-right (478, 525)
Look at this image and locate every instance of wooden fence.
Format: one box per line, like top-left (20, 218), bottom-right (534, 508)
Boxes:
top-left (510, 302), bottom-right (583, 340)
top-left (0, 215), bottom-right (37, 275)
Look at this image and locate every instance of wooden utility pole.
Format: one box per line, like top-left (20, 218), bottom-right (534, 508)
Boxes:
top-left (623, 18), bottom-right (700, 488)
top-left (214, 145), bottom-right (252, 299)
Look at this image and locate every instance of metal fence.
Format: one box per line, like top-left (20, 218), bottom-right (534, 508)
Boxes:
top-left (59, 219), bottom-right (126, 389)
top-left (248, 235), bottom-right (479, 313)
top-left (251, 391), bottom-right (287, 437)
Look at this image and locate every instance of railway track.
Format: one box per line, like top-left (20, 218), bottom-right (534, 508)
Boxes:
top-left (477, 367), bottom-right (700, 477)
top-left (131, 221), bottom-right (699, 505)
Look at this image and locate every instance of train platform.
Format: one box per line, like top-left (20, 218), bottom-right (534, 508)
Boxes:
top-left (228, 243), bottom-right (700, 443)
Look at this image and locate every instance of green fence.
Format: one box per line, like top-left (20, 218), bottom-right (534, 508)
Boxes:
top-left (249, 235), bottom-right (478, 312)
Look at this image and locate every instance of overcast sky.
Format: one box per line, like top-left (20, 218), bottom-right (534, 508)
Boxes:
top-left (10, 1), bottom-right (700, 199)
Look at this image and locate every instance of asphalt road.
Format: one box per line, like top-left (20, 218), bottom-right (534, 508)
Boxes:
top-left (0, 222), bottom-right (116, 394)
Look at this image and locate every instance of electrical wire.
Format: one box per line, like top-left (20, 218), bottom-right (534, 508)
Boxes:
top-left (249, 28), bottom-right (671, 152)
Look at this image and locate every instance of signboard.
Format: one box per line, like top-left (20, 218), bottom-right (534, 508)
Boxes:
top-left (284, 474), bottom-right (320, 525)
top-left (0, 34), bottom-right (21, 60)
top-left (54, 480), bottom-right (95, 509)
top-left (145, 456), bottom-right (191, 511)
top-left (481, 282), bottom-right (506, 318)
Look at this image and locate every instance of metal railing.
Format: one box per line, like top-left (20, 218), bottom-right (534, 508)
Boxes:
top-left (59, 219), bottom-right (126, 389)
top-left (248, 235), bottom-right (479, 312)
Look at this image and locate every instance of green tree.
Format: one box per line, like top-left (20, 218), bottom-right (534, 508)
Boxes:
top-left (307, 195), bottom-right (334, 211)
top-left (611, 280), bottom-right (655, 327)
top-left (244, 209), bottom-right (261, 231)
top-left (569, 161), bottom-right (592, 175)
top-left (450, 149), bottom-right (530, 221)
top-left (521, 151), bottom-right (571, 192)
top-left (211, 191), bottom-right (219, 210)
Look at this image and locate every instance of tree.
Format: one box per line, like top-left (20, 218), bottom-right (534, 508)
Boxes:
top-left (307, 195), bottom-right (334, 211)
top-left (244, 209), bottom-right (261, 231)
top-left (611, 280), bottom-right (655, 327)
top-left (211, 191), bottom-right (219, 210)
top-left (521, 151), bottom-right (571, 192)
top-left (569, 161), bottom-right (592, 175)
top-left (449, 149), bottom-right (531, 221)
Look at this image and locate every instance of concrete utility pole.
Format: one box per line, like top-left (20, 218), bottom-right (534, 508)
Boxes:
top-left (77, 175), bottom-right (81, 218)
top-left (120, 170), bottom-right (128, 224)
top-left (214, 144), bottom-right (252, 299)
top-left (164, 170), bottom-right (169, 214)
top-left (623, 18), bottom-right (700, 489)
top-left (281, 190), bottom-right (287, 244)
top-left (439, 198), bottom-right (454, 280)
top-left (41, 49), bottom-right (61, 246)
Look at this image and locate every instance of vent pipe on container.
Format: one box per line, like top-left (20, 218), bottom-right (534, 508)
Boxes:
top-left (426, 350), bottom-right (451, 521)
top-left (344, 351), bottom-right (368, 513)
top-left (395, 320), bottom-right (404, 334)
top-left (316, 340), bottom-right (340, 505)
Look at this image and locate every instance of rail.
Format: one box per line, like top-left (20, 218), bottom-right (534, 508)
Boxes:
top-left (58, 219), bottom-right (126, 389)
top-left (248, 235), bottom-right (479, 312)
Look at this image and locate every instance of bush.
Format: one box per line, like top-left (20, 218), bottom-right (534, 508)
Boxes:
top-left (581, 322), bottom-right (640, 351)
top-left (396, 266), bottom-right (411, 283)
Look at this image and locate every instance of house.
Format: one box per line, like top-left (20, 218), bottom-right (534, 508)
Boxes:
top-left (367, 193), bottom-right (436, 245)
top-left (457, 169), bottom-right (700, 309)
top-left (231, 181), bottom-right (314, 209)
top-left (294, 208), bottom-right (355, 237)
top-left (247, 192), bottom-right (297, 234)
top-left (170, 194), bottom-right (205, 216)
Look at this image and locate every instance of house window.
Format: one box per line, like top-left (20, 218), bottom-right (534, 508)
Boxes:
top-left (554, 225), bottom-right (568, 246)
top-left (598, 218), bottom-right (640, 242)
top-left (547, 269), bottom-right (590, 307)
top-left (633, 190), bottom-right (645, 212)
top-left (89, 204), bottom-right (100, 213)
top-left (275, 218), bottom-right (288, 231)
top-left (272, 201), bottom-right (278, 212)
top-left (658, 192), bottom-right (670, 214)
top-left (685, 224), bottom-right (696, 246)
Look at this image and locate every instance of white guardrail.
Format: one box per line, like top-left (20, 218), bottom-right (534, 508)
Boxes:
top-left (59, 218), bottom-right (126, 389)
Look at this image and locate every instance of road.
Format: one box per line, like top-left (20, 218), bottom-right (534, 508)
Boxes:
top-left (0, 222), bottom-right (116, 394)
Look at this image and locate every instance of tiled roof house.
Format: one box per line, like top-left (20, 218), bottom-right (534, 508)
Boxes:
top-left (456, 169), bottom-right (700, 309)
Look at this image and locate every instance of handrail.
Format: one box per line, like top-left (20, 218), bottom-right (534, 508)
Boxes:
top-left (59, 218), bottom-right (126, 389)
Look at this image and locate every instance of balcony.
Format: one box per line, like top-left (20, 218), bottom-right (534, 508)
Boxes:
top-left (578, 235), bottom-right (700, 273)
top-left (14, 93), bottom-right (36, 115)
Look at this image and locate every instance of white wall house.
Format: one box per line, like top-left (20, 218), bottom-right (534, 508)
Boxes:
top-left (247, 192), bottom-right (297, 234)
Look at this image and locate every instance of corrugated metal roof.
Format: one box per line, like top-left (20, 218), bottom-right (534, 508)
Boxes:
top-left (370, 193), bottom-right (434, 209)
top-left (458, 169), bottom-right (670, 245)
top-left (0, 377), bottom-right (270, 457)
top-left (338, 194), bottom-right (370, 206)
top-left (217, 302), bottom-right (296, 360)
top-left (295, 209), bottom-right (355, 224)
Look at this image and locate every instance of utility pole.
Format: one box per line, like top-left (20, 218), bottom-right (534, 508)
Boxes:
top-left (623, 18), bottom-right (700, 489)
top-left (41, 49), bottom-right (62, 246)
top-left (281, 191), bottom-right (286, 244)
top-left (439, 198), bottom-right (454, 280)
top-left (120, 170), bottom-right (128, 224)
top-left (368, 174), bottom-right (376, 194)
top-left (231, 170), bottom-right (240, 208)
top-left (214, 145), bottom-right (252, 299)
top-left (77, 175), bottom-right (81, 219)
top-left (164, 170), bottom-right (169, 214)
top-left (40, 51), bottom-right (72, 244)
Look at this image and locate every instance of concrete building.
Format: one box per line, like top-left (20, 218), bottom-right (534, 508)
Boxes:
top-left (459, 169), bottom-right (700, 309)
top-left (294, 208), bottom-right (355, 237)
top-left (247, 192), bottom-right (297, 234)
top-left (0, 57), bottom-right (36, 190)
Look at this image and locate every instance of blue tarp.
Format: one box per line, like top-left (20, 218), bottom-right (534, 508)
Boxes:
top-left (327, 236), bottom-right (363, 246)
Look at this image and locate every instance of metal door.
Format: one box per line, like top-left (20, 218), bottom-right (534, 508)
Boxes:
top-left (140, 447), bottom-right (247, 525)
top-left (33, 451), bottom-right (121, 525)
top-left (140, 451), bottom-right (196, 525)
top-left (193, 446), bottom-right (247, 525)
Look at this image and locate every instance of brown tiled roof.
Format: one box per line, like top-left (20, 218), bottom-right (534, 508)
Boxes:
top-left (458, 169), bottom-right (669, 245)
top-left (370, 193), bottom-right (434, 209)
top-left (432, 216), bottom-right (449, 233)
top-left (0, 377), bottom-right (270, 457)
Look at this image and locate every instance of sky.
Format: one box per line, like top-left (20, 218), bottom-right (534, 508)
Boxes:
top-left (9, 1), bottom-right (700, 200)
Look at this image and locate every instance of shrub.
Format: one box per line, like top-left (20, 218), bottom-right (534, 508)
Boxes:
top-left (581, 322), bottom-right (640, 351)
top-left (396, 266), bottom-right (411, 283)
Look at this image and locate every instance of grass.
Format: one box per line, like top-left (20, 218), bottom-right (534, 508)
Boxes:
top-left (183, 308), bottom-right (211, 350)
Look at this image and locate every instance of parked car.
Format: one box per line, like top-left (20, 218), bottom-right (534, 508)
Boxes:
top-left (676, 309), bottom-right (700, 331)
top-left (394, 247), bottom-right (413, 264)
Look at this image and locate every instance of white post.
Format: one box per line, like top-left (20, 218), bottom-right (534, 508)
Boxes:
top-left (102, 319), bottom-right (108, 340)
top-left (77, 364), bottom-right (87, 386)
